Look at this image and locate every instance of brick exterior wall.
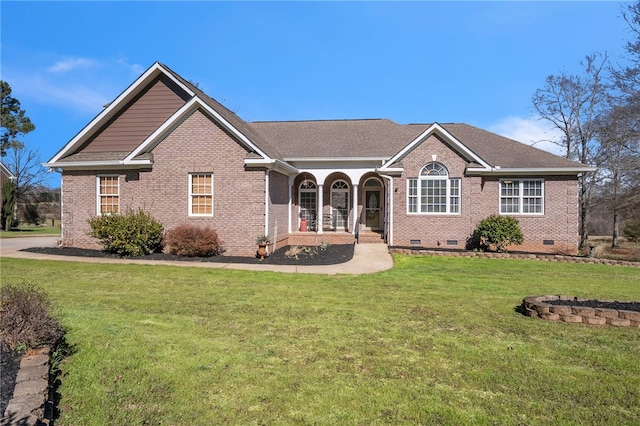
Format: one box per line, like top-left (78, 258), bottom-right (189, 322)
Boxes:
top-left (60, 109), bottom-right (268, 256)
top-left (390, 134), bottom-right (580, 254)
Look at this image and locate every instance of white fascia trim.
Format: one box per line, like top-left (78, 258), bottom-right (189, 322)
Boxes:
top-left (376, 167), bottom-right (403, 176)
top-left (381, 123), bottom-right (491, 171)
top-left (125, 95), bottom-right (273, 163)
top-left (42, 160), bottom-right (153, 170)
top-left (467, 166), bottom-right (597, 176)
top-left (244, 158), bottom-right (299, 174)
top-left (283, 157), bottom-right (388, 162)
top-left (48, 62), bottom-right (194, 165)
top-left (125, 97), bottom-right (201, 161)
top-left (0, 162), bottom-right (15, 179)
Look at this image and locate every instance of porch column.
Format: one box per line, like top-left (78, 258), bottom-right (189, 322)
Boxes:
top-left (317, 184), bottom-right (324, 234)
top-left (352, 183), bottom-right (359, 235)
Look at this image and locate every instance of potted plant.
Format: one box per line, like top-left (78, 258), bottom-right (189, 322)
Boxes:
top-left (256, 234), bottom-right (270, 260)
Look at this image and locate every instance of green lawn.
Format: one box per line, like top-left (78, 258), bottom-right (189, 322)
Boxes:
top-left (2, 256), bottom-right (639, 425)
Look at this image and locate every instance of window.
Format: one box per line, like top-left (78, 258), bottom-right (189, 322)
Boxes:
top-left (97, 175), bottom-right (119, 215)
top-left (500, 179), bottom-right (544, 214)
top-left (331, 180), bottom-right (350, 230)
top-left (299, 180), bottom-right (317, 227)
top-left (407, 162), bottom-right (460, 214)
top-left (189, 173), bottom-right (213, 216)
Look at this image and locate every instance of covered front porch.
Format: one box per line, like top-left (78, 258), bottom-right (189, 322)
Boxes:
top-left (285, 166), bottom-right (390, 246)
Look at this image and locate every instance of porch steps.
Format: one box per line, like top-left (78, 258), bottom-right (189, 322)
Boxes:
top-left (358, 231), bottom-right (385, 244)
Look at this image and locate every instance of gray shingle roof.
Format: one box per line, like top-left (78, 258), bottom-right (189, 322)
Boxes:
top-left (435, 123), bottom-right (584, 169)
top-left (249, 119), bottom-right (424, 159)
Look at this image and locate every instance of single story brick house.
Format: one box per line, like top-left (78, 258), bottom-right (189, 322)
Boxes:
top-left (45, 62), bottom-right (594, 256)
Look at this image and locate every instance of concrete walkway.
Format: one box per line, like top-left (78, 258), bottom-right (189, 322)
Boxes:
top-left (0, 236), bottom-right (393, 275)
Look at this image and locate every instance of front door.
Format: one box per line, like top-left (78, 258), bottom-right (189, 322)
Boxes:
top-left (363, 178), bottom-right (383, 230)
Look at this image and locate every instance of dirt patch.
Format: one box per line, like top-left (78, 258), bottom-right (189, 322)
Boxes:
top-left (22, 244), bottom-right (355, 266)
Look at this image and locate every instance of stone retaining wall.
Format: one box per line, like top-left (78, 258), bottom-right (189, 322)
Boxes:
top-left (1, 347), bottom-right (51, 425)
top-left (389, 247), bottom-right (640, 268)
top-left (522, 296), bottom-right (640, 327)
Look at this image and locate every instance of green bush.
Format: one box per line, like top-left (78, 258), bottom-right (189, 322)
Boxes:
top-left (0, 282), bottom-right (64, 351)
top-left (88, 209), bottom-right (164, 256)
top-left (164, 224), bottom-right (225, 257)
top-left (473, 214), bottom-right (524, 252)
top-left (623, 219), bottom-right (640, 243)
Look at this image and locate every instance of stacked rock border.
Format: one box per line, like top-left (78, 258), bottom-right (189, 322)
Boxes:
top-left (522, 296), bottom-right (640, 327)
top-left (2, 347), bottom-right (52, 425)
top-left (389, 247), bottom-right (640, 268)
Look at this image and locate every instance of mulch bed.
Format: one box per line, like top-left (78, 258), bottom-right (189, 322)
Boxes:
top-left (545, 299), bottom-right (640, 313)
top-left (22, 244), bottom-right (355, 266)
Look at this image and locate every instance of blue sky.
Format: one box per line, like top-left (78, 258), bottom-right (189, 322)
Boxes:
top-left (1, 1), bottom-right (632, 187)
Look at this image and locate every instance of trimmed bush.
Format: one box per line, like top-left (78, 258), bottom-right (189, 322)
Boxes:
top-left (0, 282), bottom-right (64, 351)
top-left (623, 219), bottom-right (640, 243)
top-left (474, 214), bottom-right (524, 252)
top-left (164, 224), bottom-right (225, 257)
top-left (88, 209), bottom-right (164, 256)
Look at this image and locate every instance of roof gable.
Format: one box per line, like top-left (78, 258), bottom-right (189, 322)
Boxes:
top-left (380, 123), bottom-right (492, 173)
top-left (47, 62), bottom-right (195, 165)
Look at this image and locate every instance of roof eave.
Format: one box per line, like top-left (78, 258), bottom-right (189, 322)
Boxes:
top-left (43, 159), bottom-right (153, 171)
top-left (244, 158), bottom-right (299, 174)
top-left (283, 156), bottom-right (388, 162)
top-left (466, 166), bottom-right (597, 176)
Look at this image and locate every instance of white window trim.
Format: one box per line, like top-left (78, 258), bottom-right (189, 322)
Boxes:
top-left (188, 172), bottom-right (214, 217)
top-left (406, 163), bottom-right (461, 215)
top-left (96, 174), bottom-right (119, 216)
top-left (499, 178), bottom-right (544, 215)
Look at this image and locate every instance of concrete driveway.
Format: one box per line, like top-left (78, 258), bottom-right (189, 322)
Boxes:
top-left (0, 236), bottom-right (60, 255)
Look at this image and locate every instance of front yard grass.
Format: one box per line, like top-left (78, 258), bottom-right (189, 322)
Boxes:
top-left (1, 256), bottom-right (639, 425)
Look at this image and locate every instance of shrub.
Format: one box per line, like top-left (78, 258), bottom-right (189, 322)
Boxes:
top-left (0, 282), bottom-right (64, 351)
top-left (164, 224), bottom-right (225, 257)
top-left (88, 209), bottom-right (164, 256)
top-left (473, 214), bottom-right (524, 252)
top-left (623, 219), bottom-right (640, 244)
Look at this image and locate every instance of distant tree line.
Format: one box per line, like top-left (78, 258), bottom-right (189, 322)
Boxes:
top-left (532, 1), bottom-right (640, 248)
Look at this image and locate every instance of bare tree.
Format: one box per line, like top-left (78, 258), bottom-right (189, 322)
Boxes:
top-left (595, 103), bottom-right (640, 246)
top-left (4, 145), bottom-right (49, 223)
top-left (532, 53), bottom-right (609, 248)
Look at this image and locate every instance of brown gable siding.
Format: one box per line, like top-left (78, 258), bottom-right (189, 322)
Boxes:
top-left (76, 75), bottom-right (190, 154)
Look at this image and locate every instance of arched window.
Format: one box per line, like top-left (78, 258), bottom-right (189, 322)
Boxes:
top-left (299, 180), bottom-right (317, 227)
top-left (407, 162), bottom-right (460, 214)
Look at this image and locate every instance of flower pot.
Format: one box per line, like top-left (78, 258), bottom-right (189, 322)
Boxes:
top-left (257, 243), bottom-right (267, 260)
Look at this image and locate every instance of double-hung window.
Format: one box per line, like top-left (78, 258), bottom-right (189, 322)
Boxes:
top-left (189, 173), bottom-right (213, 216)
top-left (407, 162), bottom-right (460, 214)
top-left (500, 179), bottom-right (544, 214)
top-left (97, 175), bottom-right (119, 215)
